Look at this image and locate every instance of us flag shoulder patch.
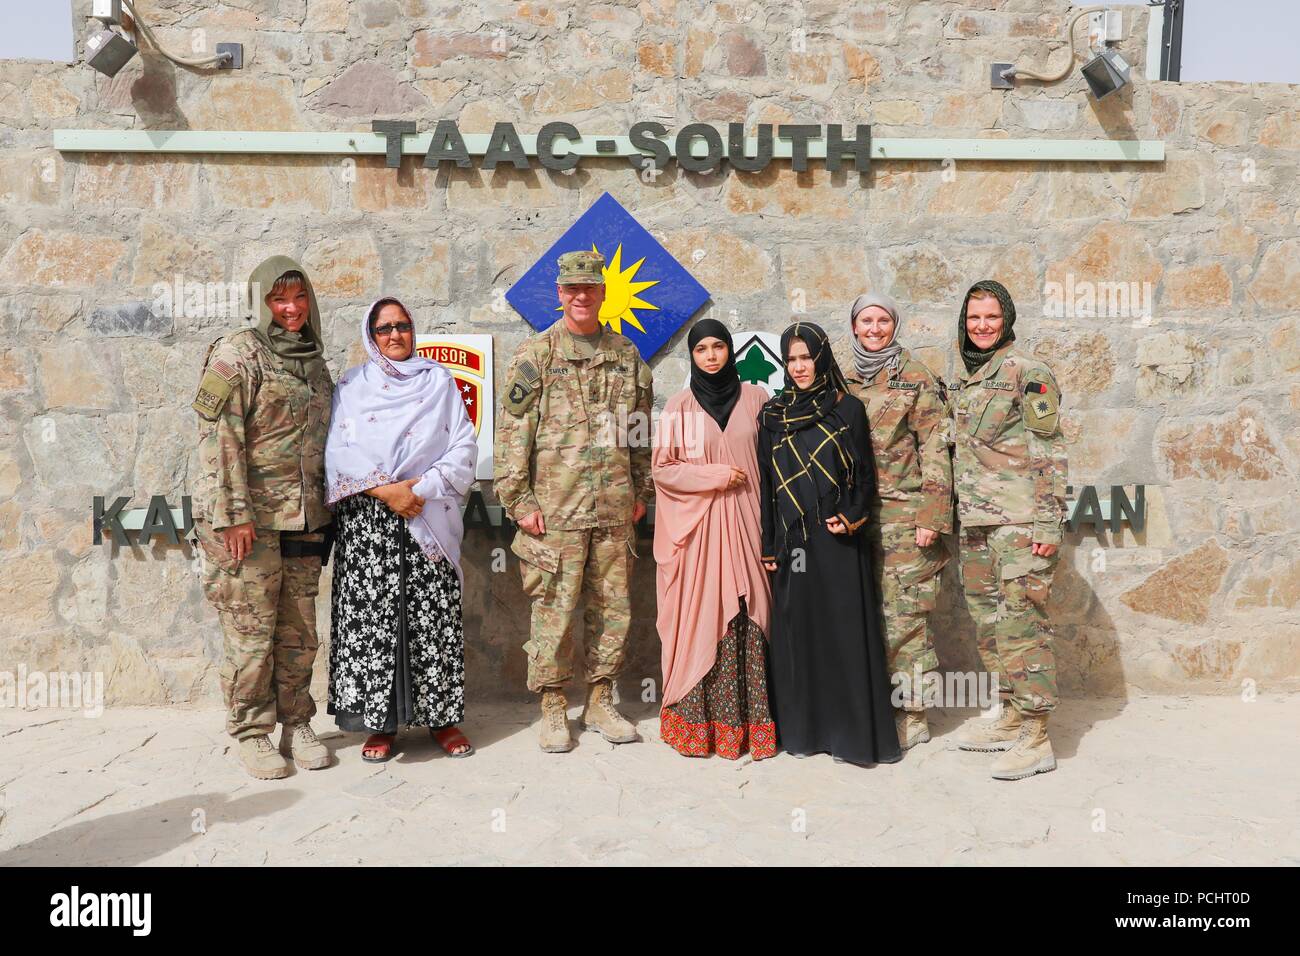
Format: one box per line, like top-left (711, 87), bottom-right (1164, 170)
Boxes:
top-left (210, 358), bottom-right (239, 382)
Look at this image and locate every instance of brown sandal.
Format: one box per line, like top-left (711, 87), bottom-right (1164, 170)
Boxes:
top-left (430, 725), bottom-right (474, 758)
top-left (361, 733), bottom-right (397, 763)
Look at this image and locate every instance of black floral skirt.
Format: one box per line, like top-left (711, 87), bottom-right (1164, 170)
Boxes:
top-left (327, 493), bottom-right (465, 734)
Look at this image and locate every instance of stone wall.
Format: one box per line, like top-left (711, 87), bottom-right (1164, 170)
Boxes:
top-left (1, 0), bottom-right (1297, 706)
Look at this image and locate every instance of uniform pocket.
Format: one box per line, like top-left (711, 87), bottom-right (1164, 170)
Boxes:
top-left (1021, 642), bottom-right (1056, 676)
top-left (196, 523), bottom-right (242, 578)
top-left (973, 390), bottom-right (1015, 444)
top-left (913, 573), bottom-right (940, 613)
top-left (999, 546), bottom-right (1055, 610)
top-left (512, 532), bottom-right (559, 600)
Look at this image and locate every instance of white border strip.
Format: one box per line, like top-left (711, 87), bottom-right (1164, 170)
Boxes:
top-left (53, 130), bottom-right (1165, 162)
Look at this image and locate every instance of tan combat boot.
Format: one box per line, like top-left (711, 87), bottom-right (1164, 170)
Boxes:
top-left (280, 723), bottom-right (331, 770)
top-left (239, 734), bottom-right (289, 780)
top-left (895, 710), bottom-right (931, 751)
top-left (957, 701), bottom-right (1023, 752)
top-left (580, 679), bottom-right (638, 744)
top-left (991, 714), bottom-right (1056, 780)
top-left (538, 687), bottom-right (575, 753)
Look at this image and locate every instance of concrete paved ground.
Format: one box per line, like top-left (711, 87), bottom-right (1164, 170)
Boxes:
top-left (1, 695), bottom-right (1296, 866)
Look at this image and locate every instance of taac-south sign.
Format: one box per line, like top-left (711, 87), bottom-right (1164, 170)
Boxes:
top-left (53, 122), bottom-right (1165, 175)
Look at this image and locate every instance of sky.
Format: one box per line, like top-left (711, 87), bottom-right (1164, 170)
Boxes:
top-left (0, 0), bottom-right (74, 63)
top-left (0, 1), bottom-right (1297, 82)
top-left (1091, 0), bottom-right (1299, 83)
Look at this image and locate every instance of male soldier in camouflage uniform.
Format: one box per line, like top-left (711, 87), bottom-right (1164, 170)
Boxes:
top-left (844, 293), bottom-right (952, 752)
top-left (949, 279), bottom-right (1068, 780)
top-left (495, 250), bottom-right (655, 753)
top-left (191, 256), bottom-right (334, 779)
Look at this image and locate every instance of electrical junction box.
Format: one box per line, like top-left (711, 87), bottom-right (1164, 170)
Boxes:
top-left (86, 29), bottom-right (137, 76)
top-left (1089, 10), bottom-right (1123, 46)
top-left (92, 0), bottom-right (123, 23)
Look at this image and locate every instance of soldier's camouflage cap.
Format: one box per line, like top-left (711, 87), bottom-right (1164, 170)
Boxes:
top-left (556, 250), bottom-right (606, 285)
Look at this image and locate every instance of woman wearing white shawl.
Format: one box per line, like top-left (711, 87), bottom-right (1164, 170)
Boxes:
top-left (325, 297), bottom-right (478, 762)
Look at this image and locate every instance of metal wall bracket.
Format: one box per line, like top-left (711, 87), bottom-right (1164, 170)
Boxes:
top-left (216, 42), bottom-right (242, 69)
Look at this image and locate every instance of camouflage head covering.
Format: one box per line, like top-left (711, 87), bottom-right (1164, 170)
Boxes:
top-left (246, 255), bottom-right (326, 380)
top-left (556, 250), bottom-right (606, 285)
top-left (959, 278), bottom-right (1017, 374)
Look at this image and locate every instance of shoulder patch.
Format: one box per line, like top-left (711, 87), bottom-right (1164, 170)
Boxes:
top-left (1022, 378), bottom-right (1060, 435)
top-left (503, 364), bottom-right (540, 417)
top-left (192, 341), bottom-right (246, 421)
top-left (517, 359), bottom-right (541, 386)
top-left (192, 369), bottom-right (235, 421)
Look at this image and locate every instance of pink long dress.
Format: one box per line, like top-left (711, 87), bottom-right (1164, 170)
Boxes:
top-left (652, 384), bottom-right (772, 748)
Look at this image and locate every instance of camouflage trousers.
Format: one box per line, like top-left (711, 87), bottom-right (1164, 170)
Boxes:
top-left (511, 524), bottom-right (634, 694)
top-left (868, 521), bottom-right (948, 711)
top-left (959, 523), bottom-right (1059, 716)
top-left (195, 520), bottom-right (324, 739)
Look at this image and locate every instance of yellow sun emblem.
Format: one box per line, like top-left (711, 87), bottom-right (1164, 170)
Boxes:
top-left (557, 242), bottom-right (659, 335)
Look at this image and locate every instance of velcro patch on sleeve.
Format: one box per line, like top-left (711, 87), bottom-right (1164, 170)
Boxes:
top-left (192, 369), bottom-right (235, 421)
top-left (504, 374), bottom-right (539, 417)
top-left (1022, 379), bottom-right (1059, 435)
top-left (210, 358), bottom-right (239, 382)
top-left (517, 359), bottom-right (541, 387)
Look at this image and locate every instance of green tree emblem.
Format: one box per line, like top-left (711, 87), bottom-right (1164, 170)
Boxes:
top-left (736, 344), bottom-right (778, 385)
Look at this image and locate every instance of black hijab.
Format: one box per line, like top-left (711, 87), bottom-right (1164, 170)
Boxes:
top-left (959, 279), bottom-right (1017, 375)
top-left (760, 322), bottom-right (863, 554)
top-left (687, 319), bottom-right (741, 432)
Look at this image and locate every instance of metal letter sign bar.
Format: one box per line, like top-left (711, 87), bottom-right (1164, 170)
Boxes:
top-left (54, 123), bottom-right (1164, 171)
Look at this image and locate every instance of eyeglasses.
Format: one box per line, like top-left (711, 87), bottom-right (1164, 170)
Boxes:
top-left (373, 322), bottom-right (413, 337)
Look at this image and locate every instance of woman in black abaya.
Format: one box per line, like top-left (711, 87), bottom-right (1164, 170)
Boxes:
top-left (758, 322), bottom-right (901, 766)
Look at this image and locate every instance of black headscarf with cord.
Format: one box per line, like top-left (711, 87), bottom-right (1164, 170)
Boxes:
top-left (760, 322), bottom-right (865, 552)
top-left (959, 278), bottom-right (1017, 375)
top-left (686, 318), bottom-right (742, 432)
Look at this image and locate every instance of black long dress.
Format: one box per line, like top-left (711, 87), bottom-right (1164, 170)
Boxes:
top-left (327, 493), bottom-right (466, 734)
top-left (760, 393), bottom-right (901, 765)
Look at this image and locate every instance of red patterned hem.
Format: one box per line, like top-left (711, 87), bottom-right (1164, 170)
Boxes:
top-left (660, 708), bottom-right (777, 761)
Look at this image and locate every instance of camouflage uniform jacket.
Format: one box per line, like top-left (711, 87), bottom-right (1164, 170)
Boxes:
top-left (949, 343), bottom-right (1068, 545)
top-left (847, 347), bottom-right (953, 534)
top-left (495, 321), bottom-right (654, 530)
top-left (192, 328), bottom-right (333, 532)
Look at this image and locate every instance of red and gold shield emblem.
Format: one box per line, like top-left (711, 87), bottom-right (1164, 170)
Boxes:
top-left (415, 341), bottom-right (486, 437)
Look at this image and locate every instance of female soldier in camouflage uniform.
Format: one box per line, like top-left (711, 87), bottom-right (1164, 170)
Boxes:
top-left (191, 257), bottom-right (334, 780)
top-left (846, 293), bottom-right (952, 752)
top-left (949, 280), bottom-right (1068, 781)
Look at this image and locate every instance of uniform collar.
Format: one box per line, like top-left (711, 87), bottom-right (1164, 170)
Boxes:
top-left (960, 342), bottom-right (1014, 385)
top-left (554, 319), bottom-right (615, 363)
top-left (847, 346), bottom-right (911, 387)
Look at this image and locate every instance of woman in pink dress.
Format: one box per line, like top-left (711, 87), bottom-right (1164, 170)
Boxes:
top-left (652, 320), bottom-right (774, 759)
